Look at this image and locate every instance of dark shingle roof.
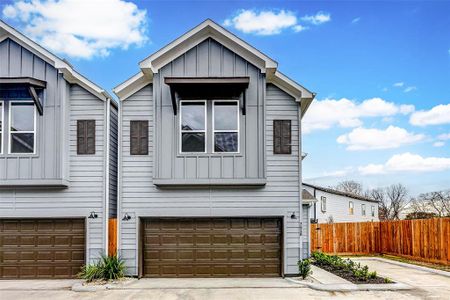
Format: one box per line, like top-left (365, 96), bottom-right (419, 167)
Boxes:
top-left (303, 183), bottom-right (379, 203)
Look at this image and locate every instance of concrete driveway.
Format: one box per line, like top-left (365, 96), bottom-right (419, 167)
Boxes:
top-left (1, 259), bottom-right (449, 300)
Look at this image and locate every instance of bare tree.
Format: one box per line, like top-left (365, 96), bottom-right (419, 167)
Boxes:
top-left (410, 190), bottom-right (450, 217)
top-left (368, 184), bottom-right (409, 220)
top-left (335, 180), bottom-right (363, 196)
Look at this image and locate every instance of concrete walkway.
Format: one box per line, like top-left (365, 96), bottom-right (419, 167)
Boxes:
top-left (351, 257), bottom-right (450, 299)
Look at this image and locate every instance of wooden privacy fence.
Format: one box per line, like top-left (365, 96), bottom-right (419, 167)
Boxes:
top-left (311, 218), bottom-right (450, 265)
top-left (108, 218), bottom-right (117, 256)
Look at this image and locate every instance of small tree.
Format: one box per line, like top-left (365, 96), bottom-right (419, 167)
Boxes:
top-left (368, 184), bottom-right (409, 220)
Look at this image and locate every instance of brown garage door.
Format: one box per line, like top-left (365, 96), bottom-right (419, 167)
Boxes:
top-left (0, 219), bottom-right (85, 279)
top-left (142, 218), bottom-right (282, 277)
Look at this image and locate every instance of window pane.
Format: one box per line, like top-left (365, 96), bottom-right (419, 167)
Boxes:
top-left (182, 132), bottom-right (205, 152)
top-left (214, 132), bottom-right (238, 152)
top-left (181, 103), bottom-right (205, 131)
top-left (0, 102), bottom-right (2, 132)
top-left (214, 102), bottom-right (238, 130)
top-left (11, 103), bottom-right (34, 132)
top-left (11, 133), bottom-right (34, 153)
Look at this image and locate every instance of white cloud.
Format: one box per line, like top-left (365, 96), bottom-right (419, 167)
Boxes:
top-left (351, 17), bottom-right (360, 24)
top-left (2, 0), bottom-right (148, 59)
top-left (223, 9), bottom-right (331, 35)
top-left (393, 82), bottom-right (404, 87)
top-left (438, 133), bottom-right (450, 140)
top-left (410, 104), bottom-right (450, 126)
top-left (223, 9), bottom-right (299, 35)
top-left (303, 97), bottom-right (415, 133)
top-left (433, 141), bottom-right (445, 147)
top-left (404, 86), bottom-right (417, 93)
top-left (337, 126), bottom-right (425, 151)
top-left (301, 11), bottom-right (331, 25)
top-left (358, 152), bottom-right (450, 174)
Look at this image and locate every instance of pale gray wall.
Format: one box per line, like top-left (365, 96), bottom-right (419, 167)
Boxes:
top-left (119, 80), bottom-right (306, 275)
top-left (0, 38), bottom-right (68, 183)
top-left (153, 38), bottom-right (265, 181)
top-left (0, 38), bottom-right (110, 263)
top-left (304, 185), bottom-right (379, 223)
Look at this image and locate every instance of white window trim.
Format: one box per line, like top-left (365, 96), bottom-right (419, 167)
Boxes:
top-left (371, 205), bottom-right (375, 217)
top-left (349, 201), bottom-right (354, 215)
top-left (212, 100), bottom-right (240, 154)
top-left (8, 101), bottom-right (37, 155)
top-left (179, 100), bottom-right (207, 154)
top-left (0, 100), bottom-right (3, 154)
top-left (362, 204), bottom-right (366, 216)
top-left (320, 196), bottom-right (327, 212)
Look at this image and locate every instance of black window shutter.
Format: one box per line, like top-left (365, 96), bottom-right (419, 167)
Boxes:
top-left (77, 120), bottom-right (95, 154)
top-left (273, 120), bottom-right (291, 154)
top-left (131, 120), bottom-right (148, 155)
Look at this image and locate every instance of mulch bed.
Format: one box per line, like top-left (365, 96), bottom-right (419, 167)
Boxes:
top-left (313, 263), bottom-right (392, 284)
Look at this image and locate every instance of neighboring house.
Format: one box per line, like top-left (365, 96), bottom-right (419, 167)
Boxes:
top-left (114, 19), bottom-right (315, 277)
top-left (303, 183), bottom-right (379, 223)
top-left (0, 21), bottom-right (118, 278)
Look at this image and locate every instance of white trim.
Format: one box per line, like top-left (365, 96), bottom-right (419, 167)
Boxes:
top-left (0, 101), bottom-right (3, 154)
top-left (8, 101), bottom-right (36, 155)
top-left (179, 100), bottom-right (207, 154)
top-left (139, 19), bottom-right (277, 74)
top-left (113, 72), bottom-right (152, 101)
top-left (212, 100), bottom-right (240, 154)
top-left (0, 20), bottom-right (112, 101)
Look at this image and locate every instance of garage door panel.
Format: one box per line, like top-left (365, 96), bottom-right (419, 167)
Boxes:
top-left (142, 218), bottom-right (282, 277)
top-left (0, 219), bottom-right (85, 279)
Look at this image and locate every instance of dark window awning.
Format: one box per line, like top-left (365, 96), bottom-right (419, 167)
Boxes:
top-left (0, 77), bottom-right (46, 115)
top-left (164, 77), bottom-right (250, 115)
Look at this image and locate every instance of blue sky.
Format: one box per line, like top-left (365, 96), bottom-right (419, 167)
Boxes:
top-left (2, 0), bottom-right (450, 195)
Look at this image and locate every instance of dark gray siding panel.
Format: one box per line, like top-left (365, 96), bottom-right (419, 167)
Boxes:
top-left (0, 38), bottom-right (66, 184)
top-left (153, 38), bottom-right (265, 182)
top-left (109, 104), bottom-right (119, 218)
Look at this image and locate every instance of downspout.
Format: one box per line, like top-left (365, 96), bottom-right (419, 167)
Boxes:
top-left (313, 188), bottom-right (317, 221)
top-left (105, 98), bottom-right (111, 255)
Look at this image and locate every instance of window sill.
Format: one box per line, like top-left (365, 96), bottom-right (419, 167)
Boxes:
top-left (0, 179), bottom-right (69, 188)
top-left (153, 178), bottom-right (266, 187)
top-left (176, 153), bottom-right (243, 158)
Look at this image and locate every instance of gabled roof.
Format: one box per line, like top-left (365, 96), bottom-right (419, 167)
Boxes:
top-left (302, 188), bottom-right (318, 204)
top-left (0, 20), bottom-right (112, 101)
top-left (303, 183), bottom-right (379, 203)
top-left (114, 19), bottom-right (315, 115)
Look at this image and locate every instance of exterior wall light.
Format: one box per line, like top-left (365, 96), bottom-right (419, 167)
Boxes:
top-left (290, 212), bottom-right (297, 219)
top-left (88, 211), bottom-right (98, 219)
top-left (122, 213), bottom-right (131, 221)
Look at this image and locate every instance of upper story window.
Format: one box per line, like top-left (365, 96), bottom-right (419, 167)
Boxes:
top-left (213, 101), bottom-right (239, 153)
top-left (361, 204), bottom-right (366, 216)
top-left (273, 120), bottom-right (291, 154)
top-left (349, 201), bottom-right (354, 215)
top-left (9, 101), bottom-right (36, 154)
top-left (320, 196), bottom-right (327, 212)
top-left (180, 101), bottom-right (206, 153)
top-left (371, 205), bottom-right (375, 217)
top-left (0, 102), bottom-right (3, 154)
top-left (179, 100), bottom-right (240, 154)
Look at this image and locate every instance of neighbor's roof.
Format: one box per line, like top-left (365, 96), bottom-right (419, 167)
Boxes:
top-left (0, 20), bottom-right (112, 101)
top-left (303, 183), bottom-right (379, 203)
top-left (302, 188), bottom-right (318, 203)
top-left (113, 19), bottom-right (315, 116)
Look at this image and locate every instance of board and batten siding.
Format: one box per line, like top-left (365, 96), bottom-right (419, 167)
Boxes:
top-left (0, 38), bottom-right (67, 183)
top-left (109, 104), bottom-right (119, 218)
top-left (0, 84), bottom-right (108, 263)
top-left (119, 82), bottom-right (305, 275)
top-left (153, 38), bottom-right (265, 181)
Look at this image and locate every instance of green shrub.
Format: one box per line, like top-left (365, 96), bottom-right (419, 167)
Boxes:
top-left (298, 259), bottom-right (312, 279)
top-left (78, 254), bottom-right (125, 282)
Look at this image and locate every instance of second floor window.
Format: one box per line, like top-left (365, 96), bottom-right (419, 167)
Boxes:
top-left (180, 100), bottom-right (239, 154)
top-left (0, 102), bottom-right (3, 154)
top-left (349, 201), bottom-right (354, 215)
top-left (321, 196), bottom-right (327, 212)
top-left (371, 205), bottom-right (375, 217)
top-left (10, 102), bottom-right (36, 154)
top-left (361, 204), bottom-right (366, 216)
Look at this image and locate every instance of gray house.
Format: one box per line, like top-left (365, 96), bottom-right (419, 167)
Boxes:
top-left (0, 21), bottom-right (118, 278)
top-left (114, 20), bottom-right (315, 277)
